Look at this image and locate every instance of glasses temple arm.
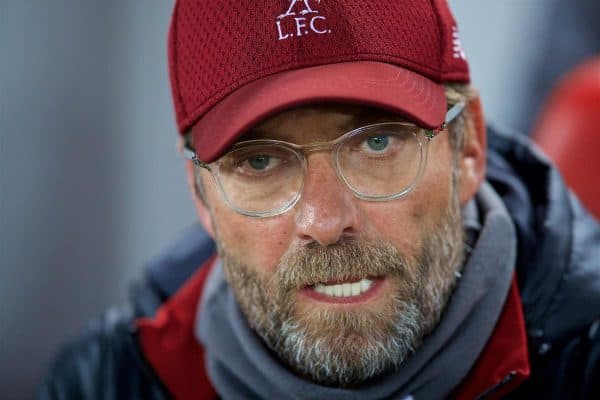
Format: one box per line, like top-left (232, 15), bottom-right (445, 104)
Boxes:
top-left (424, 101), bottom-right (466, 140)
top-left (445, 102), bottom-right (466, 125)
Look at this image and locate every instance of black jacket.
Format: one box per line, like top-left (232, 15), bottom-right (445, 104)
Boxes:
top-left (38, 126), bottom-right (600, 399)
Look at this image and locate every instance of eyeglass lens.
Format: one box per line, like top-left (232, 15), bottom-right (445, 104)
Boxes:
top-left (337, 125), bottom-right (422, 198)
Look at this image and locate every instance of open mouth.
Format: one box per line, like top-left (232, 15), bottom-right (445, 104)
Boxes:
top-left (301, 277), bottom-right (385, 303)
top-left (313, 278), bottom-right (374, 297)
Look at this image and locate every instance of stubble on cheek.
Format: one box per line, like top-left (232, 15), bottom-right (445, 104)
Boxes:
top-left (215, 212), bottom-right (293, 275)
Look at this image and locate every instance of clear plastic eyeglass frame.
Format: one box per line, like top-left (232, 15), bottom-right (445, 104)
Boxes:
top-left (183, 102), bottom-right (465, 218)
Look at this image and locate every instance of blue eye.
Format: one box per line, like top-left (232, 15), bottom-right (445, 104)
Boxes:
top-left (366, 135), bottom-right (389, 152)
top-left (248, 155), bottom-right (271, 170)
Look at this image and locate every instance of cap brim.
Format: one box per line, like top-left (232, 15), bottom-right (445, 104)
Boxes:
top-left (192, 61), bottom-right (446, 162)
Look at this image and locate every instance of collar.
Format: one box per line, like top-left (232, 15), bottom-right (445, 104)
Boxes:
top-left (453, 277), bottom-right (530, 399)
top-left (135, 255), bottom-right (218, 400)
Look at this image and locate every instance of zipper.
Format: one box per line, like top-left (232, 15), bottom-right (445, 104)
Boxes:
top-left (473, 371), bottom-right (517, 400)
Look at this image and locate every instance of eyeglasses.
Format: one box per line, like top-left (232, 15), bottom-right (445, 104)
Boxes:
top-left (184, 102), bottom-right (465, 217)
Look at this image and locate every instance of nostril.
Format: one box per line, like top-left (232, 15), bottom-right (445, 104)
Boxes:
top-left (342, 226), bottom-right (357, 238)
top-left (294, 204), bottom-right (358, 246)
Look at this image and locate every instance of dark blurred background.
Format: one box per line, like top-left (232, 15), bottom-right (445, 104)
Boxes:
top-left (1, 1), bottom-right (598, 399)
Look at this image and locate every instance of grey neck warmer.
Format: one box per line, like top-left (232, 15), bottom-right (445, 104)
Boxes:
top-left (196, 182), bottom-right (516, 400)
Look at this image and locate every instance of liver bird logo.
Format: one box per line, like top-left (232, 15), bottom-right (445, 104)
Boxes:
top-left (278, 0), bottom-right (322, 19)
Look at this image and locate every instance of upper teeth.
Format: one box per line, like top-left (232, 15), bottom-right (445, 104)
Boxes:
top-left (313, 279), bottom-right (373, 297)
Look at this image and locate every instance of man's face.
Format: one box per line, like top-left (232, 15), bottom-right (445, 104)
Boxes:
top-left (195, 103), bottom-right (466, 386)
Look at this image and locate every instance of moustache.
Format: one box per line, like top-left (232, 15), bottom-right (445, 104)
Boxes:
top-left (273, 238), bottom-right (415, 292)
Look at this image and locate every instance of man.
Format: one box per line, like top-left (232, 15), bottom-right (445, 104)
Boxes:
top-left (40, 1), bottom-right (600, 399)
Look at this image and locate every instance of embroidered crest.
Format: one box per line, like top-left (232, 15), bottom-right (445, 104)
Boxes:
top-left (276, 0), bottom-right (331, 41)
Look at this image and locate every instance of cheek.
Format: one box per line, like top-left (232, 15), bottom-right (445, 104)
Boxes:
top-left (211, 200), bottom-right (295, 273)
top-left (360, 171), bottom-right (453, 258)
top-left (360, 202), bottom-right (427, 258)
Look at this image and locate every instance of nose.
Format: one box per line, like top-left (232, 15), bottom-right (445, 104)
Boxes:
top-left (293, 154), bottom-right (363, 246)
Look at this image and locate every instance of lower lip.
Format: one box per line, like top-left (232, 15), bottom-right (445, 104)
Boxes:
top-left (299, 278), bottom-right (385, 304)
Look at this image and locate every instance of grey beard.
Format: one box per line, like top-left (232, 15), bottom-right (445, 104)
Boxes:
top-left (275, 296), bottom-right (422, 386)
top-left (218, 194), bottom-right (464, 387)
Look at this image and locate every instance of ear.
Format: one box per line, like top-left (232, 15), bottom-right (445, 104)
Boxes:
top-left (184, 160), bottom-right (216, 239)
top-left (457, 95), bottom-right (487, 206)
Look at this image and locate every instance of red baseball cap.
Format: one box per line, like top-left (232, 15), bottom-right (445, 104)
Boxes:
top-left (169, 0), bottom-right (470, 163)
